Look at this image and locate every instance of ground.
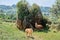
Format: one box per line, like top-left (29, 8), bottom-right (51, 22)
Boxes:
top-left (0, 21), bottom-right (60, 40)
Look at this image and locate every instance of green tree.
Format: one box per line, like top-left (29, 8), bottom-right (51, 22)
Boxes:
top-left (17, 0), bottom-right (29, 20)
top-left (0, 10), bottom-right (5, 19)
top-left (50, 0), bottom-right (60, 31)
top-left (51, 0), bottom-right (60, 18)
top-left (16, 0), bottom-right (30, 30)
top-left (30, 3), bottom-right (43, 22)
top-left (30, 4), bottom-right (42, 16)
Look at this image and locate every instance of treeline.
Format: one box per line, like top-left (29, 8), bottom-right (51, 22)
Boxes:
top-left (0, 9), bottom-right (16, 22)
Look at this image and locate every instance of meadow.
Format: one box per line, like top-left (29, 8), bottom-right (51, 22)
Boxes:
top-left (0, 20), bottom-right (60, 40)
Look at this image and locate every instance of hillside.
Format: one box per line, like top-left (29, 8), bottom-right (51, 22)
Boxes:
top-left (0, 5), bottom-right (50, 14)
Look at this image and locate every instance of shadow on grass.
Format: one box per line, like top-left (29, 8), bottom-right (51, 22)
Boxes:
top-left (38, 30), bottom-right (50, 33)
top-left (34, 28), bottom-right (51, 33)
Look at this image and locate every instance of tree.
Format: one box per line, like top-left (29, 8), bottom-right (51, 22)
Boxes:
top-left (0, 10), bottom-right (5, 19)
top-left (31, 4), bottom-right (43, 20)
top-left (29, 4), bottom-right (47, 29)
top-left (16, 0), bottom-right (30, 30)
top-left (17, 0), bottom-right (29, 20)
top-left (50, 0), bottom-right (60, 31)
top-left (51, 0), bottom-right (60, 18)
top-left (30, 4), bottom-right (42, 17)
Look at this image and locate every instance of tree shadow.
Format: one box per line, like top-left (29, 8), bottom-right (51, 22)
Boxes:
top-left (34, 27), bottom-right (50, 33)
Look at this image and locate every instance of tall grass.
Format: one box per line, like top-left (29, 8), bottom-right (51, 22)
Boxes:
top-left (0, 21), bottom-right (60, 40)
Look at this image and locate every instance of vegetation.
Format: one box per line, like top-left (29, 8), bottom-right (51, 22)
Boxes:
top-left (0, 21), bottom-right (60, 40)
top-left (0, 0), bottom-right (60, 40)
top-left (50, 0), bottom-right (60, 31)
top-left (51, 0), bottom-right (60, 18)
top-left (17, 0), bottom-right (29, 20)
top-left (16, 0), bottom-right (49, 30)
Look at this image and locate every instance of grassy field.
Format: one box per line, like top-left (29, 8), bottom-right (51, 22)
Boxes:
top-left (0, 21), bottom-right (60, 40)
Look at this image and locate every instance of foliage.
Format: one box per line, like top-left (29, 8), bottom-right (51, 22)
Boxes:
top-left (30, 4), bottom-right (43, 20)
top-left (0, 10), bottom-right (5, 19)
top-left (5, 13), bottom-right (16, 20)
top-left (49, 0), bottom-right (60, 31)
top-left (17, 0), bottom-right (29, 20)
top-left (30, 4), bottom-right (41, 15)
top-left (50, 0), bottom-right (60, 18)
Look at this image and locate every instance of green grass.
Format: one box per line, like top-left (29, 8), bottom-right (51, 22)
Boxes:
top-left (0, 21), bottom-right (60, 40)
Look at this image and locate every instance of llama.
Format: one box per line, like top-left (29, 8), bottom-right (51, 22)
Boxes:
top-left (35, 22), bottom-right (43, 30)
top-left (25, 28), bottom-right (33, 37)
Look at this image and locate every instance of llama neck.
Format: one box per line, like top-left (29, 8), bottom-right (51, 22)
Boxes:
top-left (35, 22), bottom-right (38, 27)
